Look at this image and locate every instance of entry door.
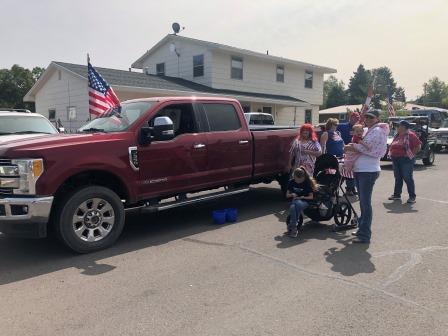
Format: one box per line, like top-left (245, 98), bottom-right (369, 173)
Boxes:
top-left (200, 102), bottom-right (253, 186)
top-left (138, 103), bottom-right (210, 199)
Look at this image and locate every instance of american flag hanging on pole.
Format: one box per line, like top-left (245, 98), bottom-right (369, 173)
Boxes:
top-left (87, 56), bottom-right (120, 117)
top-left (387, 85), bottom-right (396, 117)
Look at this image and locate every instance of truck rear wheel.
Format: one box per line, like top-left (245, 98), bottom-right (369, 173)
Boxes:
top-left (55, 186), bottom-right (125, 253)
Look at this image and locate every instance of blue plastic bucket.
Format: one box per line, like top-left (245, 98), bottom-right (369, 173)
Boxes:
top-left (225, 208), bottom-right (238, 223)
top-left (212, 210), bottom-right (227, 224)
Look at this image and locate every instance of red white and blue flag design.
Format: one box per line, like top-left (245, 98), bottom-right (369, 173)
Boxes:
top-left (88, 62), bottom-right (120, 117)
top-left (386, 86), bottom-right (396, 117)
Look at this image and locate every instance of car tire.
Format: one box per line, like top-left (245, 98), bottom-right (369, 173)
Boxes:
top-left (54, 186), bottom-right (125, 253)
top-left (423, 148), bottom-right (435, 166)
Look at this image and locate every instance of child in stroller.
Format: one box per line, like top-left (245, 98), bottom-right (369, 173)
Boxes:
top-left (285, 166), bottom-right (318, 237)
top-left (286, 154), bottom-right (359, 237)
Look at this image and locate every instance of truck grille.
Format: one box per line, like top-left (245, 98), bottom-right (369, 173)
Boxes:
top-left (0, 188), bottom-right (13, 195)
top-left (0, 159), bottom-right (16, 195)
top-left (0, 159), bottom-right (12, 165)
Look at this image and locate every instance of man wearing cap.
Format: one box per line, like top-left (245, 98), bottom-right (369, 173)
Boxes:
top-left (344, 109), bottom-right (389, 243)
top-left (338, 110), bottom-right (361, 195)
top-left (388, 120), bottom-right (422, 204)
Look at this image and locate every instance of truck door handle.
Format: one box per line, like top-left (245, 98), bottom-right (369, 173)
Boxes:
top-left (238, 140), bottom-right (249, 145)
top-left (193, 143), bottom-right (206, 149)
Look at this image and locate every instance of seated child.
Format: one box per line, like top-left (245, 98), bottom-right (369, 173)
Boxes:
top-left (285, 166), bottom-right (318, 238)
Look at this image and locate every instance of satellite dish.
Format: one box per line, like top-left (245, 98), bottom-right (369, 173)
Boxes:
top-left (172, 22), bottom-right (181, 34)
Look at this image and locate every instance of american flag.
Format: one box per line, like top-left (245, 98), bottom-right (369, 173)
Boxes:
top-left (386, 86), bottom-right (396, 117)
top-left (88, 62), bottom-right (120, 117)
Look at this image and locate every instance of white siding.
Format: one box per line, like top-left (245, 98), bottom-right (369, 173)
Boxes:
top-left (140, 40), bottom-right (213, 87)
top-left (275, 104), bottom-right (320, 126)
top-left (35, 69), bottom-right (88, 132)
top-left (210, 51), bottom-right (324, 105)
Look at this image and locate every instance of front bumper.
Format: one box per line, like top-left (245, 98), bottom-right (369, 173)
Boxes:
top-left (0, 196), bottom-right (53, 238)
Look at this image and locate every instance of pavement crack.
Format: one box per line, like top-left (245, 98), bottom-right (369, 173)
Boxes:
top-left (374, 245), bottom-right (448, 289)
top-left (238, 244), bottom-right (448, 323)
top-left (183, 238), bottom-right (232, 247)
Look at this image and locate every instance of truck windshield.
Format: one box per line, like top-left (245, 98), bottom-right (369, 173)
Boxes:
top-left (79, 101), bottom-right (155, 133)
top-left (0, 116), bottom-right (58, 135)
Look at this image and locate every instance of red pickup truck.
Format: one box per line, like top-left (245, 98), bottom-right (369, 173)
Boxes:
top-left (0, 97), bottom-right (297, 252)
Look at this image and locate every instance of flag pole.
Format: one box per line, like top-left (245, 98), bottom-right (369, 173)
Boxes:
top-left (87, 53), bottom-right (91, 121)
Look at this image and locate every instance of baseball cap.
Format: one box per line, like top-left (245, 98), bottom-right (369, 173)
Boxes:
top-left (399, 120), bottom-right (411, 129)
top-left (365, 109), bottom-right (380, 118)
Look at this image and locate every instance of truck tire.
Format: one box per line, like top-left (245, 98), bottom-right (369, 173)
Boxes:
top-left (54, 186), bottom-right (125, 253)
top-left (422, 147), bottom-right (435, 166)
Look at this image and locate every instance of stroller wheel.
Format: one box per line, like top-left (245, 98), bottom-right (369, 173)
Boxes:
top-left (286, 214), bottom-right (304, 229)
top-left (333, 202), bottom-right (352, 226)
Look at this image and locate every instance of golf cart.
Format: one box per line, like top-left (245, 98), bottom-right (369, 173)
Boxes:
top-left (384, 116), bottom-right (436, 166)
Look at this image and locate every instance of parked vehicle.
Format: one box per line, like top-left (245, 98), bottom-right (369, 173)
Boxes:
top-left (0, 97), bottom-right (298, 253)
top-left (244, 112), bottom-right (274, 125)
top-left (383, 116), bottom-right (436, 166)
top-left (431, 119), bottom-right (448, 152)
top-left (0, 110), bottom-right (59, 142)
top-left (410, 109), bottom-right (446, 128)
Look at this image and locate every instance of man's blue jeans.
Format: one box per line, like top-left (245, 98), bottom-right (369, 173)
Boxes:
top-left (354, 172), bottom-right (380, 242)
top-left (288, 199), bottom-right (309, 231)
top-left (392, 157), bottom-right (416, 198)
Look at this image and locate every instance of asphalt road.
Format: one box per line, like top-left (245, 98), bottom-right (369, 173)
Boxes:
top-left (1, 153), bottom-right (448, 336)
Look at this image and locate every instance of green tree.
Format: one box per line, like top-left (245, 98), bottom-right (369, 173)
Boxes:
top-left (395, 86), bottom-right (406, 103)
top-left (323, 75), bottom-right (346, 108)
top-left (370, 67), bottom-right (397, 108)
top-left (347, 64), bottom-right (372, 104)
top-left (0, 65), bottom-right (44, 110)
top-left (417, 77), bottom-right (448, 108)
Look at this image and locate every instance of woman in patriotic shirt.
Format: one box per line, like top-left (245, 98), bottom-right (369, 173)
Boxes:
top-left (289, 124), bottom-right (322, 175)
top-left (388, 120), bottom-right (422, 204)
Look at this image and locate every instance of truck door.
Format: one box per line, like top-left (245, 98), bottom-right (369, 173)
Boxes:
top-left (200, 102), bottom-right (253, 186)
top-left (138, 102), bottom-right (210, 199)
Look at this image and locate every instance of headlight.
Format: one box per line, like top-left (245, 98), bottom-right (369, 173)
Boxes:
top-left (10, 159), bottom-right (45, 195)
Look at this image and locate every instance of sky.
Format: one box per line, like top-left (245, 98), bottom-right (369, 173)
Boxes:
top-left (1, 0), bottom-right (447, 100)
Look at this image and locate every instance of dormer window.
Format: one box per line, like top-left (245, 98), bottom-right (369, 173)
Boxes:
top-left (193, 55), bottom-right (204, 77)
top-left (276, 65), bottom-right (284, 82)
top-left (231, 57), bottom-right (243, 80)
top-left (305, 70), bottom-right (313, 88)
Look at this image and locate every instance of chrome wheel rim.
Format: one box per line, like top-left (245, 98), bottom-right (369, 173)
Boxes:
top-left (72, 198), bottom-right (115, 242)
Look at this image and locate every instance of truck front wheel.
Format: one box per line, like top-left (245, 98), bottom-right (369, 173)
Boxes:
top-left (55, 186), bottom-right (125, 253)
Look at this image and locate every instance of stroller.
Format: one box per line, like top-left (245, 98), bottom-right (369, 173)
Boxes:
top-left (287, 154), bottom-right (359, 231)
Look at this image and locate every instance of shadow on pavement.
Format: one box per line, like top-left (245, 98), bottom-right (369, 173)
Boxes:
top-left (274, 221), bottom-right (375, 276)
top-left (324, 244), bottom-right (375, 276)
top-left (0, 187), bottom-right (286, 285)
top-left (382, 202), bottom-right (418, 214)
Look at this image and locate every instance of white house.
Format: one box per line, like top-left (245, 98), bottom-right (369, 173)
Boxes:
top-left (24, 34), bottom-right (336, 131)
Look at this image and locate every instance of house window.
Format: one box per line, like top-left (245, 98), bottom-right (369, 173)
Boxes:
top-left (338, 113), bottom-right (347, 121)
top-left (305, 71), bottom-right (313, 88)
top-left (305, 109), bottom-right (312, 123)
top-left (231, 56), bottom-right (243, 80)
top-left (193, 54), bottom-right (204, 77)
top-left (67, 106), bottom-right (77, 121)
top-left (48, 108), bottom-right (56, 121)
top-left (276, 65), bottom-right (284, 82)
top-left (262, 106), bottom-right (272, 114)
top-left (241, 104), bottom-right (251, 113)
top-left (156, 63), bottom-right (165, 76)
